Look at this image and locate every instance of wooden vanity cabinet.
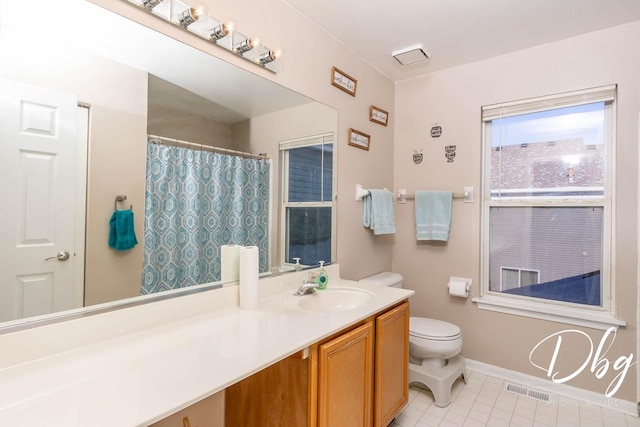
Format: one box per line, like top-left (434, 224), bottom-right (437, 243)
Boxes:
top-left (374, 301), bottom-right (410, 427)
top-left (224, 300), bottom-right (409, 427)
top-left (317, 321), bottom-right (374, 427)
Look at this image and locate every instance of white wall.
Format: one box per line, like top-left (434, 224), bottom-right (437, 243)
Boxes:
top-left (393, 22), bottom-right (640, 401)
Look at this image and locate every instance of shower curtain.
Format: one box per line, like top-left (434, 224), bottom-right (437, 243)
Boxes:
top-left (142, 140), bottom-right (270, 294)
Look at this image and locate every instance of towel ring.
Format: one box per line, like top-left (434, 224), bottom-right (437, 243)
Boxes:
top-left (115, 195), bottom-right (133, 211)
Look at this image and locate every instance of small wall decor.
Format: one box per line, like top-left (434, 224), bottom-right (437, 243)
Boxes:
top-left (430, 124), bottom-right (443, 138)
top-left (348, 128), bottom-right (370, 150)
top-left (331, 66), bottom-right (357, 96)
top-left (413, 150), bottom-right (423, 164)
top-left (369, 105), bottom-right (389, 126)
top-left (445, 145), bottom-right (457, 163)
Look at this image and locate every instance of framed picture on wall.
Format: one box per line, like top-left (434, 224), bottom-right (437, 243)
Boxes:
top-left (369, 105), bottom-right (389, 126)
top-left (331, 66), bottom-right (357, 96)
top-left (348, 128), bottom-right (370, 150)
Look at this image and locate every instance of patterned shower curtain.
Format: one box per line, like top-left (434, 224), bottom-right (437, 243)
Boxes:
top-left (142, 140), bottom-right (270, 294)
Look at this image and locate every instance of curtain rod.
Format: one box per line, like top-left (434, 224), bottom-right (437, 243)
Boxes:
top-left (147, 134), bottom-right (270, 160)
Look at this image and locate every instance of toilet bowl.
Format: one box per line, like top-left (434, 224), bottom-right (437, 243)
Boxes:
top-left (409, 317), bottom-right (462, 367)
top-left (408, 317), bottom-right (466, 407)
top-left (359, 272), bottom-right (467, 408)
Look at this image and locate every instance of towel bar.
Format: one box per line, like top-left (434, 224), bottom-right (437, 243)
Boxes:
top-left (355, 184), bottom-right (369, 201)
top-left (397, 187), bottom-right (474, 204)
top-left (355, 184), bottom-right (394, 201)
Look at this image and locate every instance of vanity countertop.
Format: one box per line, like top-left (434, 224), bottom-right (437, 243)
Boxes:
top-left (0, 265), bottom-right (413, 426)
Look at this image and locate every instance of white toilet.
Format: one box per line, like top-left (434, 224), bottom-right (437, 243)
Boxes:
top-left (359, 272), bottom-right (467, 407)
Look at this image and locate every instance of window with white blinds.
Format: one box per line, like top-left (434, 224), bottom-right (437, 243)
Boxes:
top-left (280, 133), bottom-right (335, 267)
top-left (478, 86), bottom-right (619, 327)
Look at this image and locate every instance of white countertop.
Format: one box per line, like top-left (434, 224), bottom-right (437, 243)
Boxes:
top-left (0, 265), bottom-right (413, 426)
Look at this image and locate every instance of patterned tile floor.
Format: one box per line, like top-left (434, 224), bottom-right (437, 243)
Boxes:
top-left (390, 371), bottom-right (640, 427)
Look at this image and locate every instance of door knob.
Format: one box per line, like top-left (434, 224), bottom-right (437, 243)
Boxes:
top-left (45, 251), bottom-right (70, 261)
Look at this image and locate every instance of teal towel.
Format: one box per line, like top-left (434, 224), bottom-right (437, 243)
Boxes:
top-left (415, 191), bottom-right (453, 241)
top-left (363, 189), bottom-right (396, 235)
top-left (109, 209), bottom-right (138, 251)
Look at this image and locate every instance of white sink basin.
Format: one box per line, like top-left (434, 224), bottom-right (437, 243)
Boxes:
top-left (298, 287), bottom-right (375, 312)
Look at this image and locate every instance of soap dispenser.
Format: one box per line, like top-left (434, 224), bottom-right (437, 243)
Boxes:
top-left (316, 261), bottom-right (328, 290)
top-left (293, 257), bottom-right (302, 271)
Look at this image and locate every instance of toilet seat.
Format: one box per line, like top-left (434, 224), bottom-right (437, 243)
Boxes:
top-left (410, 317), bottom-right (461, 341)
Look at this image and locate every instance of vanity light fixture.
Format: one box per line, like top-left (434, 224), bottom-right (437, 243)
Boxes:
top-left (142, 0), bottom-right (163, 10)
top-left (122, 0), bottom-right (280, 72)
top-left (178, 6), bottom-right (207, 28)
top-left (209, 22), bottom-right (233, 41)
top-left (258, 50), bottom-right (280, 65)
top-left (235, 37), bottom-right (259, 54)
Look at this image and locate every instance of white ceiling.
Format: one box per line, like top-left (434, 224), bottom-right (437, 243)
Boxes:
top-left (283, 0), bottom-right (640, 82)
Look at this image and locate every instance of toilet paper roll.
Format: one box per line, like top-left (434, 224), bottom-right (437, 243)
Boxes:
top-left (239, 246), bottom-right (260, 309)
top-left (221, 244), bottom-right (241, 282)
top-left (448, 277), bottom-right (471, 298)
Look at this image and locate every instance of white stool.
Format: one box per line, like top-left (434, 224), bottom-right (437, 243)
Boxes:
top-left (409, 355), bottom-right (467, 407)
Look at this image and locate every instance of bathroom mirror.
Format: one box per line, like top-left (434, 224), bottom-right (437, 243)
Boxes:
top-left (0, 0), bottom-right (337, 330)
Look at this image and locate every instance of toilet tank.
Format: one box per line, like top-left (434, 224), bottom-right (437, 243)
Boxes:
top-left (358, 272), bottom-right (403, 288)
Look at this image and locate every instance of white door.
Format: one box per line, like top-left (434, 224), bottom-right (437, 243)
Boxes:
top-left (0, 78), bottom-right (83, 322)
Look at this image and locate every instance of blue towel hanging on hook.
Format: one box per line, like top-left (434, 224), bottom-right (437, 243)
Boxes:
top-left (109, 209), bottom-right (138, 251)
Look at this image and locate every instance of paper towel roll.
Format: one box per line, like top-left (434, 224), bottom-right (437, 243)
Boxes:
top-left (448, 277), bottom-right (471, 298)
top-left (221, 244), bottom-right (241, 282)
top-left (239, 246), bottom-right (260, 309)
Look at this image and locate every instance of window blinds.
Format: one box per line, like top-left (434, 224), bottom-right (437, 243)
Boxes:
top-left (482, 85), bottom-right (616, 121)
top-left (279, 133), bottom-right (333, 150)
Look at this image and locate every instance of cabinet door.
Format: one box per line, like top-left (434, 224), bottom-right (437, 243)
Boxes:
top-left (225, 351), bottom-right (310, 426)
top-left (318, 322), bottom-right (374, 427)
top-left (151, 390), bottom-right (224, 427)
top-left (375, 302), bottom-right (410, 427)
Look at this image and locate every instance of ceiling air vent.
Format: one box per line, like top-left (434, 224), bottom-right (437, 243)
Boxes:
top-left (392, 45), bottom-right (430, 66)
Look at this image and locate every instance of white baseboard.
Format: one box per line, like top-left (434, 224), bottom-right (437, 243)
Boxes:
top-left (465, 358), bottom-right (638, 418)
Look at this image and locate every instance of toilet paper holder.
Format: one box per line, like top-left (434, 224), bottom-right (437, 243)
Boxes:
top-left (448, 277), bottom-right (472, 297)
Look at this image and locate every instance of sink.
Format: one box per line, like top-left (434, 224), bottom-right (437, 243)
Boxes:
top-left (297, 287), bottom-right (375, 312)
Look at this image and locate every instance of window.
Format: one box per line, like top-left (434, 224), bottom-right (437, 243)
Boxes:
top-left (478, 86), bottom-right (621, 328)
top-left (500, 267), bottom-right (539, 291)
top-left (280, 133), bottom-right (335, 267)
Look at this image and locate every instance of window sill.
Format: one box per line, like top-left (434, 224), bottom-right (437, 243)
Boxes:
top-left (472, 295), bottom-right (626, 331)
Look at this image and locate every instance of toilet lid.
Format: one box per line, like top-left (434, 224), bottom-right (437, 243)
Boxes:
top-left (409, 317), bottom-right (461, 341)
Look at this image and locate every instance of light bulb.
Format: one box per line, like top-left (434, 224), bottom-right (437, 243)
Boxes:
top-left (235, 37), bottom-right (259, 54)
top-left (210, 22), bottom-right (233, 41)
top-left (178, 5), bottom-right (208, 28)
top-left (258, 49), bottom-right (281, 65)
top-left (142, 0), bottom-right (163, 10)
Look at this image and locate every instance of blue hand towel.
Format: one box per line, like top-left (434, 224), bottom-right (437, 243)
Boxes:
top-left (363, 189), bottom-right (396, 235)
top-left (415, 191), bottom-right (453, 241)
top-left (109, 209), bottom-right (138, 251)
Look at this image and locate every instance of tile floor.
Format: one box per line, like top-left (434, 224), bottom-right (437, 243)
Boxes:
top-left (390, 371), bottom-right (640, 427)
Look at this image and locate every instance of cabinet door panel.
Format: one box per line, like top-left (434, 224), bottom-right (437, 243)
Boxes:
top-left (318, 322), bottom-right (374, 427)
top-left (375, 302), bottom-right (410, 427)
top-left (225, 352), bottom-right (309, 426)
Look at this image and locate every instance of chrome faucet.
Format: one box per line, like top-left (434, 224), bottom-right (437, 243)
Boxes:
top-left (294, 272), bottom-right (319, 296)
